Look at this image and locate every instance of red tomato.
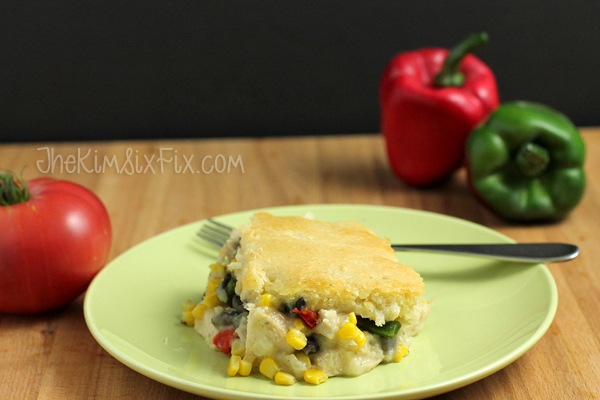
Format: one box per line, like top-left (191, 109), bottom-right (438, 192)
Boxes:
top-left (0, 177), bottom-right (112, 313)
top-left (213, 329), bottom-right (237, 354)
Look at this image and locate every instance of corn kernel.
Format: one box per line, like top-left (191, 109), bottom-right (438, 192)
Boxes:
top-left (337, 322), bottom-right (358, 340)
top-left (401, 344), bottom-right (409, 356)
top-left (392, 344), bottom-right (409, 363)
top-left (228, 355), bottom-right (241, 376)
top-left (258, 294), bottom-right (274, 307)
top-left (294, 352), bottom-right (311, 366)
top-left (207, 278), bottom-right (223, 295)
top-left (286, 329), bottom-right (307, 350)
top-left (182, 300), bottom-right (195, 312)
top-left (348, 312), bottom-right (357, 325)
top-left (231, 258), bottom-right (237, 263)
top-left (259, 357), bottom-right (280, 379)
top-left (304, 368), bottom-right (328, 385)
top-left (293, 318), bottom-right (307, 331)
top-left (353, 328), bottom-right (366, 347)
top-left (192, 303), bottom-right (207, 320)
top-left (210, 263), bottom-right (225, 275)
top-left (231, 339), bottom-right (246, 356)
top-left (274, 371), bottom-right (297, 386)
top-left (204, 292), bottom-right (220, 308)
top-left (238, 357), bottom-right (253, 376)
top-left (181, 311), bottom-right (195, 326)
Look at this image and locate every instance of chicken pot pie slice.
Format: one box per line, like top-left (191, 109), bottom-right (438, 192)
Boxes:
top-left (182, 212), bottom-right (430, 385)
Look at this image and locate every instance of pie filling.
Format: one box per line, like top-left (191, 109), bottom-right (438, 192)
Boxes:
top-left (182, 227), bottom-right (430, 385)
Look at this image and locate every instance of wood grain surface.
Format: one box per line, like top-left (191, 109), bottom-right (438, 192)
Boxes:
top-left (1, 131), bottom-right (599, 399)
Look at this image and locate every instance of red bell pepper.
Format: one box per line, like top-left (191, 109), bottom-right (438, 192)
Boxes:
top-left (293, 307), bottom-right (319, 329)
top-left (213, 329), bottom-right (238, 354)
top-left (380, 33), bottom-right (500, 186)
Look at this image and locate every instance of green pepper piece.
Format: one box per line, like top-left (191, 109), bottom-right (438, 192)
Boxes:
top-left (226, 277), bottom-right (236, 306)
top-left (466, 101), bottom-right (586, 221)
top-left (356, 317), bottom-right (401, 339)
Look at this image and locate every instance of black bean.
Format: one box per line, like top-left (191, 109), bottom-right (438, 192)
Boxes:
top-left (211, 308), bottom-right (238, 328)
top-left (232, 295), bottom-right (245, 313)
top-left (220, 273), bottom-right (232, 290)
top-left (302, 334), bottom-right (320, 354)
top-left (283, 297), bottom-right (306, 315)
top-left (380, 337), bottom-right (396, 353)
top-left (233, 311), bottom-right (248, 327)
top-left (293, 297), bottom-right (306, 310)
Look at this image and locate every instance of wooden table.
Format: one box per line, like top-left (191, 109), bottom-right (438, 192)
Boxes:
top-left (1, 131), bottom-right (599, 399)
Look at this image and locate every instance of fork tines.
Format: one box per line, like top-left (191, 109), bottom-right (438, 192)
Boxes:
top-left (207, 219), bottom-right (233, 231)
top-left (197, 219), bottom-right (234, 248)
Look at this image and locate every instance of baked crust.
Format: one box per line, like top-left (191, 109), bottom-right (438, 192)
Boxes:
top-left (231, 212), bottom-right (425, 325)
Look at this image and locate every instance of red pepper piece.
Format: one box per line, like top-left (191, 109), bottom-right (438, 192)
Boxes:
top-left (380, 33), bottom-right (499, 186)
top-left (293, 308), bottom-right (318, 329)
top-left (213, 329), bottom-right (238, 354)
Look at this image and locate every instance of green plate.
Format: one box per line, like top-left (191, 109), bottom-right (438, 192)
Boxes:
top-left (84, 204), bottom-right (557, 399)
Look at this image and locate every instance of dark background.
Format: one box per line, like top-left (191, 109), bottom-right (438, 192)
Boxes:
top-left (1, 1), bottom-right (599, 143)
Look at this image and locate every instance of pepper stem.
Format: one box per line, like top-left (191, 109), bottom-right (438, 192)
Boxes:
top-left (515, 142), bottom-right (550, 177)
top-left (0, 172), bottom-right (31, 206)
top-left (434, 32), bottom-right (490, 87)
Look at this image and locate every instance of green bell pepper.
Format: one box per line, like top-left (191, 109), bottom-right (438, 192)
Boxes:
top-left (356, 317), bottom-right (402, 339)
top-left (466, 101), bottom-right (585, 221)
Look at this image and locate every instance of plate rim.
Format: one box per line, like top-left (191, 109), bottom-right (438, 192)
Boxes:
top-left (84, 203), bottom-right (558, 400)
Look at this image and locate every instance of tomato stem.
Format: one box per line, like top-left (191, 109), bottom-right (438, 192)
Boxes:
top-left (0, 172), bottom-right (31, 206)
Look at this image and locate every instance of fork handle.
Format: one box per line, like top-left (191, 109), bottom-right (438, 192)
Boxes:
top-left (391, 243), bottom-right (579, 263)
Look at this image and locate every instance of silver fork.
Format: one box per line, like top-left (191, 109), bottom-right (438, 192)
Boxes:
top-left (197, 219), bottom-right (579, 263)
